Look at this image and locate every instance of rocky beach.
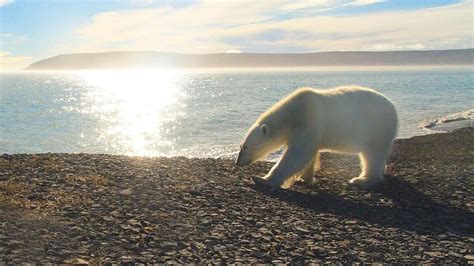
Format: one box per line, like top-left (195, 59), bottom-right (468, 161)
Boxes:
top-left (0, 128), bottom-right (473, 263)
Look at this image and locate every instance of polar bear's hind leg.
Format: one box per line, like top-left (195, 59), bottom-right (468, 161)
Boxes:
top-left (314, 151), bottom-right (321, 172)
top-left (299, 157), bottom-right (317, 186)
top-left (350, 149), bottom-right (388, 188)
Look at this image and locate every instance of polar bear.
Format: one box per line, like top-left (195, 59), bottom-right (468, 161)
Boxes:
top-left (235, 86), bottom-right (398, 189)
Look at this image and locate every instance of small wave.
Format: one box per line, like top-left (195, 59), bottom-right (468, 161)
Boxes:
top-left (419, 109), bottom-right (474, 130)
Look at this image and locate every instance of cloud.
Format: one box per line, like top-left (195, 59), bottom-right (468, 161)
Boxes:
top-left (0, 0), bottom-right (13, 7)
top-left (280, 0), bottom-right (331, 11)
top-left (61, 0), bottom-right (278, 54)
top-left (58, 0), bottom-right (473, 55)
top-left (226, 50), bottom-right (243, 53)
top-left (0, 33), bottom-right (30, 47)
top-left (128, 0), bottom-right (156, 5)
top-left (371, 43), bottom-right (425, 51)
top-left (278, 0), bottom-right (383, 11)
top-left (0, 51), bottom-right (34, 71)
top-left (218, 1), bottom-right (473, 52)
top-left (347, 0), bottom-right (385, 7)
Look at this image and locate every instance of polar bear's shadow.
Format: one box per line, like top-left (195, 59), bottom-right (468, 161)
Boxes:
top-left (252, 175), bottom-right (473, 235)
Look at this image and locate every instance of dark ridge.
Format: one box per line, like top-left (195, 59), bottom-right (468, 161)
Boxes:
top-left (25, 49), bottom-right (474, 70)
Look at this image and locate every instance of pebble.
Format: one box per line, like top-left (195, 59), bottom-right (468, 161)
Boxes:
top-left (425, 251), bottom-right (443, 258)
top-left (448, 252), bottom-right (464, 258)
top-left (119, 189), bottom-right (132, 195)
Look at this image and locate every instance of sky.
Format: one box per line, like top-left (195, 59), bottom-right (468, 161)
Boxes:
top-left (0, 0), bottom-right (473, 70)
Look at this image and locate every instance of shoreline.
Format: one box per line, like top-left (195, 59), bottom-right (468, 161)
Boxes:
top-left (2, 125), bottom-right (472, 160)
top-left (0, 127), bottom-right (473, 263)
top-left (418, 109), bottom-right (474, 133)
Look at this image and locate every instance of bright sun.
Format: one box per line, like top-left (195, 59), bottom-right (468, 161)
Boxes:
top-left (79, 69), bottom-right (186, 156)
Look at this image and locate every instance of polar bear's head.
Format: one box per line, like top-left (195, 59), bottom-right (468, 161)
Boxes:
top-left (236, 123), bottom-right (279, 166)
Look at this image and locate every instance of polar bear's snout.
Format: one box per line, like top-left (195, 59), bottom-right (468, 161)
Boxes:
top-left (235, 148), bottom-right (251, 167)
top-left (236, 123), bottom-right (275, 167)
top-left (235, 151), bottom-right (242, 166)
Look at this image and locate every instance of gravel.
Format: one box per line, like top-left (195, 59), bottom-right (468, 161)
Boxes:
top-left (0, 128), bottom-right (473, 263)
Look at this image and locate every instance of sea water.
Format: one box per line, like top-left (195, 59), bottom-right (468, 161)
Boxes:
top-left (1, 67), bottom-right (472, 158)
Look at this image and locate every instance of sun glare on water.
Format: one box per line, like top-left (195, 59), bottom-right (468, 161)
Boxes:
top-left (79, 69), bottom-right (185, 156)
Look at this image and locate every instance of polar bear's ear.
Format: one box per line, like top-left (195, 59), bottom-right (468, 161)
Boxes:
top-left (260, 124), bottom-right (270, 136)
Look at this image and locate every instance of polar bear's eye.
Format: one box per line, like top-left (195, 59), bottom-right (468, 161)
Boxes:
top-left (260, 124), bottom-right (269, 135)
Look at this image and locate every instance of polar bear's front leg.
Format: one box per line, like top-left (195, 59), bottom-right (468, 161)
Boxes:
top-left (302, 151), bottom-right (321, 184)
top-left (299, 156), bottom-right (316, 186)
top-left (255, 142), bottom-right (317, 189)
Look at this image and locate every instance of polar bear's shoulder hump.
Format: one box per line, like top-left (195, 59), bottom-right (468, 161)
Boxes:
top-left (315, 85), bottom-right (381, 96)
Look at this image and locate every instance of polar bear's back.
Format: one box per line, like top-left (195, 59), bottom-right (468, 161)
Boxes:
top-left (311, 86), bottom-right (398, 152)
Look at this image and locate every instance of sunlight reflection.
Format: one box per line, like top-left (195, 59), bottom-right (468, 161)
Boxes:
top-left (79, 69), bottom-right (185, 156)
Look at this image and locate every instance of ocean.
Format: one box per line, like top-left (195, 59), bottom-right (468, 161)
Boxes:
top-left (1, 67), bottom-right (473, 158)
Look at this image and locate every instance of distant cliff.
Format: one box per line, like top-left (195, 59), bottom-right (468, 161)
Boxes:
top-left (25, 49), bottom-right (474, 70)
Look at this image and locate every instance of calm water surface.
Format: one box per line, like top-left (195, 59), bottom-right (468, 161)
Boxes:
top-left (1, 68), bottom-right (473, 158)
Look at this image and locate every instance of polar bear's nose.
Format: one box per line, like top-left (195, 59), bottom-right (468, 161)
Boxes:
top-left (235, 153), bottom-right (242, 165)
top-left (235, 149), bottom-right (246, 166)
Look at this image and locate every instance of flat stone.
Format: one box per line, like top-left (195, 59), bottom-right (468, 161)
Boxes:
top-left (295, 227), bottom-right (310, 233)
top-left (448, 252), bottom-right (464, 258)
top-left (424, 251), bottom-right (443, 258)
top-left (119, 189), bottom-right (132, 195)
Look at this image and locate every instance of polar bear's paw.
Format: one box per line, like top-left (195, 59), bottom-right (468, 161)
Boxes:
top-left (349, 176), bottom-right (383, 189)
top-left (304, 176), bottom-right (317, 186)
top-left (251, 176), bottom-right (272, 187)
top-left (296, 176), bottom-right (316, 186)
top-left (251, 176), bottom-right (283, 189)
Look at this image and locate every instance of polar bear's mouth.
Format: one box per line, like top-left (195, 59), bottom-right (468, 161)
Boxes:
top-left (235, 157), bottom-right (251, 167)
top-left (235, 153), bottom-right (252, 167)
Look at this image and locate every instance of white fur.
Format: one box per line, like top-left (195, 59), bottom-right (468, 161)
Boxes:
top-left (236, 86), bottom-right (398, 189)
